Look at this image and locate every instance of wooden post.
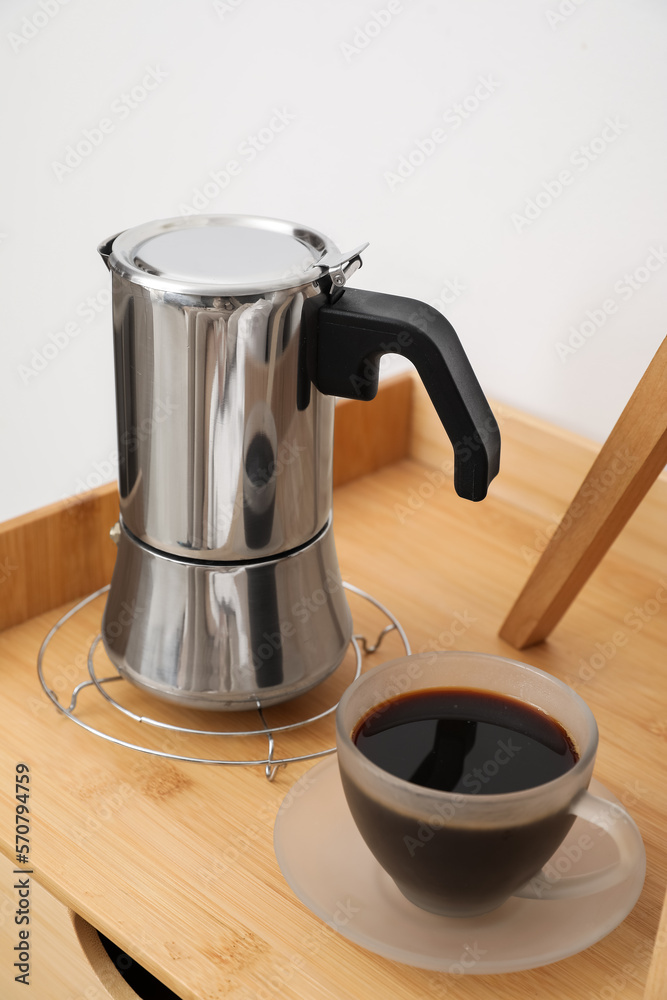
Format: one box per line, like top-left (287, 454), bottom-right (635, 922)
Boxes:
top-left (500, 337), bottom-right (667, 649)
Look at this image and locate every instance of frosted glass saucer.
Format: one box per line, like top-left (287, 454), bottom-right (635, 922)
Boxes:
top-left (273, 756), bottom-right (645, 973)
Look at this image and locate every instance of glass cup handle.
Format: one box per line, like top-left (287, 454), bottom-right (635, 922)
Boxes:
top-left (514, 790), bottom-right (644, 901)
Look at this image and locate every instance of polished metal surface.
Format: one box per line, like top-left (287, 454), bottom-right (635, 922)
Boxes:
top-left (38, 583), bottom-right (409, 773)
top-left (108, 266), bottom-right (334, 561)
top-left (102, 518), bottom-right (353, 710)
top-left (102, 215), bottom-right (371, 563)
top-left (100, 215), bottom-right (369, 710)
top-left (106, 214), bottom-right (361, 296)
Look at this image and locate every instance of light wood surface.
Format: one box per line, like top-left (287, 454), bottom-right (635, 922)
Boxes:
top-left (0, 383), bottom-right (665, 999)
top-left (409, 373), bottom-right (667, 580)
top-left (644, 882), bottom-right (667, 1000)
top-left (0, 484), bottom-right (119, 633)
top-left (0, 851), bottom-right (136, 999)
top-left (500, 336), bottom-right (667, 648)
top-left (333, 373), bottom-right (412, 487)
top-left (70, 908), bottom-right (144, 999)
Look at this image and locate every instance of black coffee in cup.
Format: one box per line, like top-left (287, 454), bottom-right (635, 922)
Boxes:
top-left (343, 687), bottom-right (580, 915)
top-left (352, 688), bottom-right (579, 793)
top-left (337, 654), bottom-right (641, 917)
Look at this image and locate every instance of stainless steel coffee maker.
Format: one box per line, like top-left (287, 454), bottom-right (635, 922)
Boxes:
top-left (99, 215), bottom-right (500, 710)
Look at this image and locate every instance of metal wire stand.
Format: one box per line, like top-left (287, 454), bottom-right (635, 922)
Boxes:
top-left (37, 582), bottom-right (410, 780)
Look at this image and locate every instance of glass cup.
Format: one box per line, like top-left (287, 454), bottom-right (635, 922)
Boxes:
top-left (335, 651), bottom-right (644, 917)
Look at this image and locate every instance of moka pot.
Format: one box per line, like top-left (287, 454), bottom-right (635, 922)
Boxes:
top-left (99, 215), bottom-right (500, 709)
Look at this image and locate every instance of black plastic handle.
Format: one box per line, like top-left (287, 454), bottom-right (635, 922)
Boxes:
top-left (310, 287), bottom-right (500, 501)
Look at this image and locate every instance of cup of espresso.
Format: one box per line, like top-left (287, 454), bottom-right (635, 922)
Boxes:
top-left (335, 651), bottom-right (644, 918)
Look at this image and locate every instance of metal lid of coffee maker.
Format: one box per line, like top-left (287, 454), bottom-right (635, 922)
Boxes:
top-left (102, 215), bottom-right (367, 296)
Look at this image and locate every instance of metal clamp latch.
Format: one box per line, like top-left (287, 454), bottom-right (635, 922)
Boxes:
top-left (315, 242), bottom-right (369, 288)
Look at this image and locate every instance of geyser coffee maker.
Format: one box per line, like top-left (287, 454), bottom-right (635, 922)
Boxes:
top-left (99, 215), bottom-right (500, 710)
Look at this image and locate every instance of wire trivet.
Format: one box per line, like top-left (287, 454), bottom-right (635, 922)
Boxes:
top-left (37, 582), bottom-right (410, 780)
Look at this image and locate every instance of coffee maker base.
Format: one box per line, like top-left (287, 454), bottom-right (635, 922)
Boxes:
top-left (102, 519), bottom-right (353, 711)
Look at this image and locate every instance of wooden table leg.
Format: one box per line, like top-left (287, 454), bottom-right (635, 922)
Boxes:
top-left (500, 337), bottom-right (667, 649)
top-left (643, 881), bottom-right (667, 999)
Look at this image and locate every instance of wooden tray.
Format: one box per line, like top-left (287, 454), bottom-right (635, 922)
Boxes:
top-left (1, 374), bottom-right (665, 1000)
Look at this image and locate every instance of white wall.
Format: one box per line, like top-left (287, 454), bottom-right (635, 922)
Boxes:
top-left (1, 0), bottom-right (666, 521)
